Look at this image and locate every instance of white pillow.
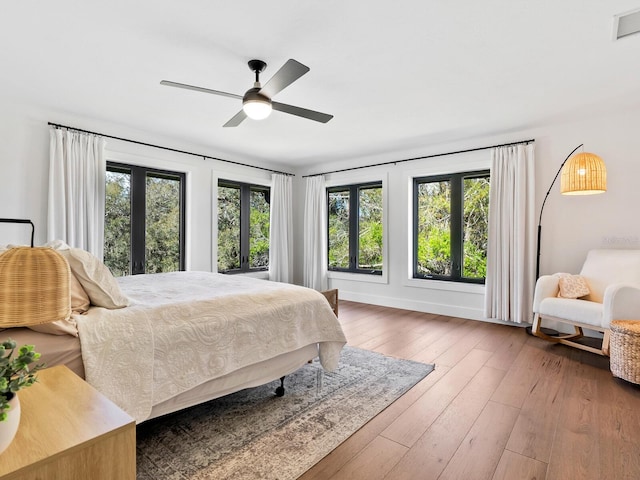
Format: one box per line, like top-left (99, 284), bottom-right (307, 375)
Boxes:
top-left (63, 248), bottom-right (130, 309)
top-left (45, 241), bottom-right (129, 309)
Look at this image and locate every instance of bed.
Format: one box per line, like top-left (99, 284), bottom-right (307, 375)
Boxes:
top-left (0, 246), bottom-right (347, 424)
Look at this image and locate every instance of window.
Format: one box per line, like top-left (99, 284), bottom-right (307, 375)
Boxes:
top-left (413, 170), bottom-right (489, 283)
top-left (217, 180), bottom-right (270, 273)
top-left (327, 182), bottom-right (383, 275)
top-left (104, 163), bottom-right (186, 276)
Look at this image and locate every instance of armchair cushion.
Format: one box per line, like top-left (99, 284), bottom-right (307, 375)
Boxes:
top-left (537, 297), bottom-right (603, 327)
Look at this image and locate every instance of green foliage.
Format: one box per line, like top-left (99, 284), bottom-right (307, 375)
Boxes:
top-left (328, 186), bottom-right (383, 271)
top-left (328, 190), bottom-right (350, 269)
top-left (249, 189), bottom-right (270, 269)
top-left (462, 177), bottom-right (490, 278)
top-left (416, 176), bottom-right (489, 279)
top-left (145, 176), bottom-right (181, 273)
top-left (416, 181), bottom-right (452, 276)
top-left (217, 185), bottom-right (270, 272)
top-left (104, 171), bottom-right (182, 276)
top-left (0, 339), bottom-right (44, 422)
top-left (358, 187), bottom-right (383, 269)
top-left (217, 186), bottom-right (241, 271)
top-left (104, 171), bottom-right (131, 276)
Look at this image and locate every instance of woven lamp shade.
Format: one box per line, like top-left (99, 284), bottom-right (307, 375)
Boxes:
top-left (560, 152), bottom-right (607, 195)
top-left (0, 247), bottom-right (71, 327)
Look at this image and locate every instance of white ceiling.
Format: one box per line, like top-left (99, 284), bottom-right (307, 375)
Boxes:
top-left (2, 1), bottom-right (640, 170)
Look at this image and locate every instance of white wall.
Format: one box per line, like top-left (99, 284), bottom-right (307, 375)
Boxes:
top-left (0, 99), bottom-right (282, 272)
top-left (294, 105), bottom-right (640, 322)
top-left (3, 97), bottom-right (640, 323)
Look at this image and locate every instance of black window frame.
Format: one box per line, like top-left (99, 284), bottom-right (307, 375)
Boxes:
top-left (413, 169), bottom-right (489, 284)
top-left (327, 181), bottom-right (383, 276)
top-left (217, 179), bottom-right (271, 274)
top-left (106, 162), bottom-right (186, 275)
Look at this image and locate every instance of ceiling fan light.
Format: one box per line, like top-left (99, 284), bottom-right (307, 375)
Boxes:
top-left (242, 88), bottom-right (272, 120)
top-left (243, 99), bottom-right (272, 120)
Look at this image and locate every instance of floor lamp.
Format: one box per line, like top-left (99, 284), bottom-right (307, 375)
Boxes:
top-left (536, 144), bottom-right (607, 279)
top-left (528, 145), bottom-right (607, 335)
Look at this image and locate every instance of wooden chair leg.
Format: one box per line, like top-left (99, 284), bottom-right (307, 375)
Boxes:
top-left (532, 314), bottom-right (584, 343)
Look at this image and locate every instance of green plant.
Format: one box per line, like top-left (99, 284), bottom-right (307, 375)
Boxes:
top-left (0, 339), bottom-right (44, 421)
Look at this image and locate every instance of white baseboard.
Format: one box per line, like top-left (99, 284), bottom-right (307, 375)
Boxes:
top-left (339, 290), bottom-right (524, 327)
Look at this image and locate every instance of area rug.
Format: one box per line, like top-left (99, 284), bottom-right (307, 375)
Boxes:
top-left (136, 346), bottom-right (435, 480)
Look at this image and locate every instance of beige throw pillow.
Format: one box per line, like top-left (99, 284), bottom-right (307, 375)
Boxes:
top-left (62, 248), bottom-right (130, 309)
top-left (45, 241), bottom-right (129, 309)
top-left (557, 273), bottom-right (590, 299)
top-left (69, 271), bottom-right (91, 313)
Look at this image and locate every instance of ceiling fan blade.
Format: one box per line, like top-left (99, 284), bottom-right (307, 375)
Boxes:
top-left (272, 102), bottom-right (333, 123)
top-left (160, 80), bottom-right (242, 100)
top-left (259, 59), bottom-right (310, 98)
top-left (223, 110), bottom-right (247, 128)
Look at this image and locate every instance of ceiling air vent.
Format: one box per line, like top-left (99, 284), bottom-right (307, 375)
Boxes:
top-left (613, 8), bottom-right (640, 40)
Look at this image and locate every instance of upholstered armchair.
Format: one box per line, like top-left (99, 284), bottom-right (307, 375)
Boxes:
top-left (532, 249), bottom-right (640, 356)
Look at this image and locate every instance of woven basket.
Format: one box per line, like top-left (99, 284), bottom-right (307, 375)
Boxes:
top-left (610, 320), bottom-right (640, 384)
top-left (0, 246), bottom-right (71, 327)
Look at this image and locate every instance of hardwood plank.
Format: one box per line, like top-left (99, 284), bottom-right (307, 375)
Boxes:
top-left (491, 450), bottom-right (548, 480)
top-left (504, 345), bottom-right (568, 462)
top-left (381, 348), bottom-right (493, 447)
top-left (545, 350), bottom-right (601, 480)
top-left (438, 401), bottom-right (520, 480)
top-left (299, 302), bottom-right (640, 480)
top-left (491, 340), bottom-right (566, 409)
top-left (592, 366), bottom-right (640, 480)
top-left (328, 436), bottom-right (407, 480)
top-left (433, 321), bottom-right (495, 367)
top-left (299, 364), bottom-right (451, 480)
top-left (385, 366), bottom-right (506, 480)
top-left (484, 324), bottom-right (528, 371)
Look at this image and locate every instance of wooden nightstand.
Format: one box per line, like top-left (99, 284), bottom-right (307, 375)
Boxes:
top-left (0, 365), bottom-right (135, 480)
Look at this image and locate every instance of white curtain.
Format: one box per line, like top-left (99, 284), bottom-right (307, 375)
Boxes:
top-left (484, 143), bottom-right (536, 323)
top-left (303, 176), bottom-right (328, 291)
top-left (268, 174), bottom-right (293, 283)
top-left (48, 128), bottom-right (106, 259)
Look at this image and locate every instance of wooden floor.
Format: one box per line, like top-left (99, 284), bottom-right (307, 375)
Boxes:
top-left (299, 300), bottom-right (640, 480)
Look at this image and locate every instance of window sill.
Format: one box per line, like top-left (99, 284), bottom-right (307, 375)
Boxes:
top-left (403, 277), bottom-right (485, 294)
top-left (220, 270), bottom-right (269, 280)
top-left (327, 270), bottom-right (388, 284)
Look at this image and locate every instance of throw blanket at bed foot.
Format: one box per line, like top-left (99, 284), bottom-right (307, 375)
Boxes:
top-left (75, 272), bottom-right (346, 422)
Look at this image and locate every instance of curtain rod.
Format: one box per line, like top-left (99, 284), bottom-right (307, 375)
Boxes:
top-left (302, 138), bottom-right (535, 178)
top-left (47, 122), bottom-right (295, 176)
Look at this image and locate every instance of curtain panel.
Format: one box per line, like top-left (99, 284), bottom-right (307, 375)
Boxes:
top-left (484, 143), bottom-right (536, 323)
top-left (303, 176), bottom-right (328, 291)
top-left (268, 174), bottom-right (293, 283)
top-left (48, 128), bottom-right (106, 259)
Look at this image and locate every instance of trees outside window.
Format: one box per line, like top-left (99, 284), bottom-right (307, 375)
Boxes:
top-left (104, 163), bottom-right (185, 276)
top-left (217, 180), bottom-right (270, 273)
top-left (328, 182), bottom-right (383, 275)
top-left (413, 171), bottom-right (489, 283)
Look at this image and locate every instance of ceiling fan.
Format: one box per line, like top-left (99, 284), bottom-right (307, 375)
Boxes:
top-left (160, 59), bottom-right (333, 127)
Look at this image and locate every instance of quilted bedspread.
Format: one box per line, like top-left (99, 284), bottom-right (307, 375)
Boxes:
top-left (75, 272), bottom-right (346, 422)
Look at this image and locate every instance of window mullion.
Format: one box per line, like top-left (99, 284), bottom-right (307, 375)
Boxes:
top-left (130, 166), bottom-right (146, 274)
top-left (450, 175), bottom-right (463, 280)
top-left (350, 185), bottom-right (358, 271)
top-left (240, 185), bottom-right (251, 272)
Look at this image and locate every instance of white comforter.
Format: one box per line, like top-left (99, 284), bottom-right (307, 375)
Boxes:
top-left (75, 272), bottom-right (346, 422)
